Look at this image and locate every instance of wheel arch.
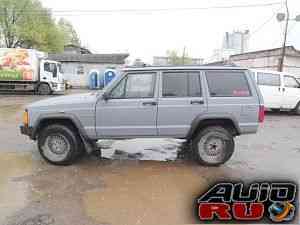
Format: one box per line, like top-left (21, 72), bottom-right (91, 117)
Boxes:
top-left (32, 113), bottom-right (89, 141)
top-left (186, 115), bottom-right (240, 141)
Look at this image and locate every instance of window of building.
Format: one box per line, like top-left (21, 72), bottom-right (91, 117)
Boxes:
top-left (206, 70), bottom-right (251, 97)
top-left (77, 65), bottom-right (84, 74)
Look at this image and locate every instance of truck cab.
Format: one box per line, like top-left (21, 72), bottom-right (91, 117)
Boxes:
top-left (38, 59), bottom-right (65, 95)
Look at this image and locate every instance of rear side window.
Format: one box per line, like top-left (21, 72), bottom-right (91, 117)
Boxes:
top-left (162, 72), bottom-right (201, 97)
top-left (257, 72), bottom-right (280, 86)
top-left (206, 71), bottom-right (251, 97)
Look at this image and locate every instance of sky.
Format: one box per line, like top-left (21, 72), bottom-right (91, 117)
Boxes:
top-left (40, 0), bottom-right (300, 63)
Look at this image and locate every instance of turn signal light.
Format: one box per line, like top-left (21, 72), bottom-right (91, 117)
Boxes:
top-left (23, 110), bottom-right (29, 126)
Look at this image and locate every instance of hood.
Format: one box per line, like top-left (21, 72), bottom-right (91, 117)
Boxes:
top-left (28, 92), bottom-right (101, 109)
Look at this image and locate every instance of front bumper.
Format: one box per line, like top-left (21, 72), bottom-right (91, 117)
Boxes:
top-left (51, 82), bottom-right (65, 93)
top-left (20, 125), bottom-right (34, 139)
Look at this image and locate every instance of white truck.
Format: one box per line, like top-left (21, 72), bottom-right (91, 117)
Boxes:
top-left (0, 48), bottom-right (65, 95)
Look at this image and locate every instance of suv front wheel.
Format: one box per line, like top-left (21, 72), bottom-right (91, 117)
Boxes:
top-left (192, 126), bottom-right (234, 166)
top-left (37, 124), bottom-right (82, 165)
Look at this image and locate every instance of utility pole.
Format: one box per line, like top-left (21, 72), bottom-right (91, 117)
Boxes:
top-left (278, 0), bottom-right (290, 72)
top-left (182, 46), bottom-right (186, 65)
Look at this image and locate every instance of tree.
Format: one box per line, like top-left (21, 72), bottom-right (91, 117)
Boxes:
top-left (58, 18), bottom-right (81, 46)
top-left (0, 0), bottom-right (65, 52)
top-left (166, 49), bottom-right (192, 65)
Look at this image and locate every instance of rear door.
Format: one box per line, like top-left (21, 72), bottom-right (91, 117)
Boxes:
top-left (257, 72), bottom-right (282, 109)
top-left (205, 70), bottom-right (259, 132)
top-left (157, 70), bottom-right (207, 137)
top-left (282, 75), bottom-right (300, 109)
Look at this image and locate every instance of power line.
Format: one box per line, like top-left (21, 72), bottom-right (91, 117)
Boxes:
top-left (0, 2), bottom-right (282, 16)
top-left (251, 4), bottom-right (284, 36)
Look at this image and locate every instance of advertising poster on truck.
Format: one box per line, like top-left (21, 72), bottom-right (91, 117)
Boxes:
top-left (0, 48), bottom-right (36, 81)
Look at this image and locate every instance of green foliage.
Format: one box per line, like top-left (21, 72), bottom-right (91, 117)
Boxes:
top-left (0, 0), bottom-right (80, 53)
top-left (166, 49), bottom-right (192, 65)
top-left (58, 18), bottom-right (81, 46)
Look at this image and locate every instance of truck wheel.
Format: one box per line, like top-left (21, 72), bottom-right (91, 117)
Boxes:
top-left (192, 126), bottom-right (234, 166)
top-left (38, 83), bottom-right (52, 95)
top-left (37, 124), bottom-right (81, 165)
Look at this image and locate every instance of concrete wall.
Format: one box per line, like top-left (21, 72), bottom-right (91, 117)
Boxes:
top-left (61, 62), bottom-right (123, 88)
top-left (231, 55), bottom-right (300, 78)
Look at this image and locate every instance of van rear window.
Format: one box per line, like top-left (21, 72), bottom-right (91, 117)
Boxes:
top-left (205, 71), bottom-right (251, 97)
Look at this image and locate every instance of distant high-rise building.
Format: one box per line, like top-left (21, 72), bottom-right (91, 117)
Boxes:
top-left (208, 30), bottom-right (250, 62)
top-left (222, 30), bottom-right (250, 54)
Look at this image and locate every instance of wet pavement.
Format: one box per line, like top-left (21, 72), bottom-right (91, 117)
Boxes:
top-left (0, 90), bottom-right (300, 225)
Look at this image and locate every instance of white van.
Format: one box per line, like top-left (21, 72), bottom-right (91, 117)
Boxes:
top-left (251, 70), bottom-right (300, 114)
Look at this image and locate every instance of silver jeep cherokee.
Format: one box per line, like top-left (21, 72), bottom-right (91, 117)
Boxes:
top-left (20, 66), bottom-right (264, 166)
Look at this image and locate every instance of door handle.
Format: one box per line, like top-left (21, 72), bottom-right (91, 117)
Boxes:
top-left (142, 101), bottom-right (157, 106)
top-left (190, 100), bottom-right (204, 105)
top-left (43, 77), bottom-right (47, 80)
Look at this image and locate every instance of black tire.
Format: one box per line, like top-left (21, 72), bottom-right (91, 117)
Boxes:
top-left (37, 124), bottom-right (81, 165)
top-left (192, 126), bottom-right (234, 166)
top-left (270, 108), bottom-right (280, 113)
top-left (38, 83), bottom-right (52, 95)
top-left (294, 102), bottom-right (300, 115)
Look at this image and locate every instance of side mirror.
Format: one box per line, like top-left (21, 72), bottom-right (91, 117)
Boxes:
top-left (102, 92), bottom-right (110, 101)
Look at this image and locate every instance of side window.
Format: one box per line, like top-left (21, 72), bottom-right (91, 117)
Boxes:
top-left (162, 72), bottom-right (201, 97)
top-left (44, 62), bottom-right (50, 72)
top-left (125, 73), bottom-right (155, 98)
top-left (257, 73), bottom-right (280, 86)
top-left (44, 63), bottom-right (57, 77)
top-left (110, 73), bottom-right (155, 99)
top-left (110, 77), bottom-right (126, 98)
top-left (206, 71), bottom-right (251, 97)
top-left (163, 73), bottom-right (187, 97)
top-left (284, 76), bottom-right (300, 88)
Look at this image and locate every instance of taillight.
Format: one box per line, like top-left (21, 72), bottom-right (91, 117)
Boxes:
top-left (259, 105), bottom-right (265, 123)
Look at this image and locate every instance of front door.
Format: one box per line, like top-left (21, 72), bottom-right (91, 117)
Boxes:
top-left (95, 72), bottom-right (158, 137)
top-left (157, 71), bottom-right (207, 137)
top-left (282, 75), bottom-right (300, 109)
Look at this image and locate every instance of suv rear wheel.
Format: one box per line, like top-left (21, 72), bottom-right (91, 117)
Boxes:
top-left (37, 124), bottom-right (82, 165)
top-left (192, 126), bottom-right (234, 166)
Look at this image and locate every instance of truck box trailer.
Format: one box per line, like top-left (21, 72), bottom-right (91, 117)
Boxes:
top-left (0, 48), bottom-right (65, 94)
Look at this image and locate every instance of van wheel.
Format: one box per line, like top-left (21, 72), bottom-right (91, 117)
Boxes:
top-left (37, 124), bottom-right (81, 165)
top-left (295, 102), bottom-right (300, 115)
top-left (38, 83), bottom-right (52, 95)
top-left (192, 126), bottom-right (234, 166)
top-left (271, 108), bottom-right (280, 113)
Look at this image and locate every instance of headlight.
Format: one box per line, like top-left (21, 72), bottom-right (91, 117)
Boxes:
top-left (23, 110), bottom-right (29, 126)
top-left (51, 82), bottom-right (58, 88)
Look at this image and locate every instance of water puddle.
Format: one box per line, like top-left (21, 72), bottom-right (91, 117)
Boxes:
top-left (0, 152), bottom-right (33, 223)
top-left (82, 162), bottom-right (225, 225)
